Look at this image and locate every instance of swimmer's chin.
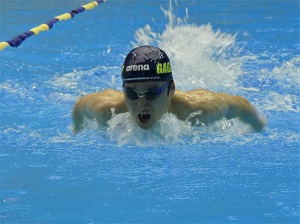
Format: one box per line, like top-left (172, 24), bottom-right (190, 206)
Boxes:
top-left (136, 119), bottom-right (154, 130)
top-left (137, 123), bottom-right (154, 130)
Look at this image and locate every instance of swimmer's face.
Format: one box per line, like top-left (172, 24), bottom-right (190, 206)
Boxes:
top-left (123, 81), bottom-right (174, 129)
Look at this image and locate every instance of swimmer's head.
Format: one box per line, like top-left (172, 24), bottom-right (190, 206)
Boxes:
top-left (122, 45), bottom-right (173, 84)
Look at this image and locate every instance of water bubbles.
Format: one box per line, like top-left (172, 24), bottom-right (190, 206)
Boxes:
top-left (263, 93), bottom-right (300, 113)
top-left (107, 112), bottom-right (193, 146)
top-left (106, 112), bottom-right (252, 147)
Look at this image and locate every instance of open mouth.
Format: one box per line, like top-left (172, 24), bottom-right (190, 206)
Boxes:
top-left (138, 114), bottom-right (151, 124)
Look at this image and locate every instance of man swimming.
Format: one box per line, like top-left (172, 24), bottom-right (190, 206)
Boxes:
top-left (72, 45), bottom-right (265, 133)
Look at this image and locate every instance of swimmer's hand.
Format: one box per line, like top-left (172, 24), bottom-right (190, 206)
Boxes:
top-left (225, 95), bottom-right (266, 132)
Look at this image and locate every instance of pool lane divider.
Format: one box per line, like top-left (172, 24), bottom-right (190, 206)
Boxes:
top-left (0, 0), bottom-right (106, 51)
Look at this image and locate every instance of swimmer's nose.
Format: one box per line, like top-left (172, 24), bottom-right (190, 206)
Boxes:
top-left (135, 97), bottom-right (149, 110)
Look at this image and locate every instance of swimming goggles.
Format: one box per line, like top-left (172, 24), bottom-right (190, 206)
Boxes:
top-left (123, 81), bottom-right (170, 101)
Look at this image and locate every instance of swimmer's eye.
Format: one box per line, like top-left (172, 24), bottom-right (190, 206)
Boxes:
top-left (125, 90), bottom-right (139, 100)
top-left (124, 90), bottom-right (159, 101)
top-left (144, 91), bottom-right (160, 100)
top-left (123, 81), bottom-right (170, 101)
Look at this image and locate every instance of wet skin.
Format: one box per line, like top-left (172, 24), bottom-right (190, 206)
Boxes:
top-left (72, 82), bottom-right (265, 133)
top-left (123, 81), bottom-right (174, 129)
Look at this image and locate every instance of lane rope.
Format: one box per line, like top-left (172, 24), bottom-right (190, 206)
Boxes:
top-left (0, 0), bottom-right (106, 51)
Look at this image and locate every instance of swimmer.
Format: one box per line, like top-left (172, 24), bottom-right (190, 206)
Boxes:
top-left (73, 45), bottom-right (265, 133)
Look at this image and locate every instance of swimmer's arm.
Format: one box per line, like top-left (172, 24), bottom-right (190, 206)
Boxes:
top-left (72, 90), bottom-right (127, 133)
top-left (172, 90), bottom-right (265, 132)
top-left (221, 94), bottom-right (266, 132)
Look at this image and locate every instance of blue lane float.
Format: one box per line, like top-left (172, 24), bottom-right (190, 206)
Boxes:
top-left (0, 0), bottom-right (106, 51)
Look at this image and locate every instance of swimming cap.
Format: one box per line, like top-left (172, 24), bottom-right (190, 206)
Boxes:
top-left (122, 45), bottom-right (173, 83)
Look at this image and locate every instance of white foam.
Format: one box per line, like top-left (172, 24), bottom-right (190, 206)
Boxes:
top-left (132, 3), bottom-right (244, 91)
top-left (106, 112), bottom-right (192, 146)
top-left (50, 65), bottom-right (120, 93)
top-left (268, 56), bottom-right (300, 84)
top-left (259, 56), bottom-right (300, 112)
top-left (106, 112), bottom-right (252, 147)
top-left (263, 92), bottom-right (300, 113)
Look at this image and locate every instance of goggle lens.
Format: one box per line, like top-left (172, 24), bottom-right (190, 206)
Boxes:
top-left (123, 81), bottom-right (170, 101)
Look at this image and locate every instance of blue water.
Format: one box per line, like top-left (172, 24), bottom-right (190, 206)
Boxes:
top-left (1, 0), bottom-right (299, 223)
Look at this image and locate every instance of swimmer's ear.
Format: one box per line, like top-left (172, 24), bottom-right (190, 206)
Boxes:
top-left (168, 81), bottom-right (175, 97)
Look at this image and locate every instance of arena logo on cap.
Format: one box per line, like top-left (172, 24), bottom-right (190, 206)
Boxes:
top-left (126, 64), bottom-right (150, 72)
top-left (156, 62), bottom-right (172, 74)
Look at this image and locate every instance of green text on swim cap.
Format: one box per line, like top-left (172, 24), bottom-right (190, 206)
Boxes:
top-left (156, 62), bottom-right (172, 75)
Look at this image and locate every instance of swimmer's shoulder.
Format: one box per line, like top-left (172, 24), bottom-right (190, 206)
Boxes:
top-left (173, 89), bottom-right (215, 102)
top-left (171, 89), bottom-right (227, 119)
top-left (77, 89), bottom-right (123, 102)
top-left (171, 89), bottom-right (213, 118)
top-left (73, 89), bottom-right (127, 131)
top-left (75, 89), bottom-right (126, 113)
top-left (100, 89), bottom-right (124, 101)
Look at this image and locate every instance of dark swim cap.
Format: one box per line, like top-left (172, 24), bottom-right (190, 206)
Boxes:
top-left (122, 45), bottom-right (173, 83)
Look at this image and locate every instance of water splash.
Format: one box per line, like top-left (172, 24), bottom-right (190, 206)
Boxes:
top-left (106, 112), bottom-right (253, 147)
top-left (132, 1), bottom-right (299, 99)
top-left (106, 112), bottom-right (192, 146)
top-left (258, 56), bottom-right (300, 113)
top-left (132, 2), bottom-right (244, 91)
top-left (263, 92), bottom-right (300, 113)
top-left (50, 66), bottom-right (121, 94)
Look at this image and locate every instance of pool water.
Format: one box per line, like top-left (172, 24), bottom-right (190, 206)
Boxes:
top-left (0, 0), bottom-right (299, 223)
